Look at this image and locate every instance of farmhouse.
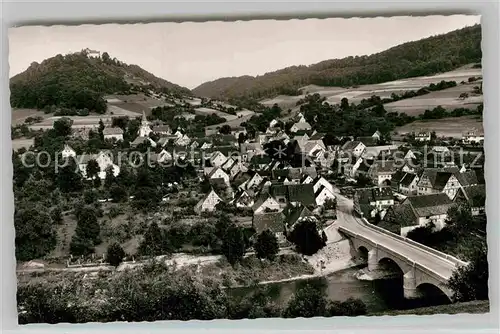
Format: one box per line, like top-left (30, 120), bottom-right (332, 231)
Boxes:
top-left (290, 116), bottom-right (312, 133)
top-left (252, 193), bottom-right (282, 214)
top-left (314, 185), bottom-right (336, 207)
top-left (454, 184), bottom-right (486, 216)
top-left (103, 127), bottom-right (124, 141)
top-left (415, 131), bottom-right (431, 142)
top-left (398, 172), bottom-right (419, 196)
top-left (61, 144), bottom-right (76, 158)
top-left (353, 186), bottom-right (394, 219)
top-left (77, 151), bottom-right (120, 180)
top-left (462, 129), bottom-right (484, 144)
top-left (417, 169), bottom-right (464, 199)
top-left (400, 193), bottom-right (455, 234)
top-left (367, 160), bottom-right (397, 185)
top-left (194, 189), bottom-right (223, 214)
top-left (341, 140), bottom-right (366, 157)
top-left (252, 212), bottom-right (286, 243)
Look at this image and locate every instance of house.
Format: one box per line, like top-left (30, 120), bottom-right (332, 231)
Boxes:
top-left (103, 127), bottom-right (124, 141)
top-left (130, 136), bottom-right (157, 148)
top-left (206, 167), bottom-right (230, 186)
top-left (341, 140), bottom-right (366, 157)
top-left (175, 134), bottom-right (191, 147)
top-left (77, 151), bottom-right (120, 180)
top-left (137, 111), bottom-right (152, 137)
top-left (231, 190), bottom-right (255, 208)
top-left (61, 144), bottom-right (76, 158)
top-left (415, 131), bottom-right (431, 142)
top-left (252, 212), bottom-right (287, 243)
top-left (357, 136), bottom-right (379, 147)
top-left (431, 146), bottom-right (451, 155)
top-left (367, 160), bottom-right (397, 185)
top-left (225, 160), bottom-right (248, 179)
top-left (152, 125), bottom-right (172, 136)
top-left (372, 130), bottom-right (382, 141)
top-left (312, 176), bottom-right (335, 194)
top-left (194, 189), bottom-right (223, 214)
top-left (209, 151), bottom-right (228, 167)
top-left (400, 193), bottom-right (455, 234)
top-left (353, 186), bottom-right (394, 219)
top-left (314, 185), bottom-right (336, 207)
top-left (290, 118), bottom-right (312, 133)
top-left (398, 172), bottom-right (419, 196)
top-left (454, 184), bottom-right (486, 216)
top-left (269, 183), bottom-right (316, 208)
top-left (343, 156), bottom-right (363, 178)
top-left (417, 169), bottom-right (463, 199)
top-left (240, 142), bottom-right (264, 162)
top-left (156, 149), bottom-right (173, 164)
top-left (252, 193), bottom-right (282, 214)
top-left (238, 171), bottom-right (265, 191)
top-left (462, 129), bottom-right (484, 145)
top-left (284, 204), bottom-right (317, 232)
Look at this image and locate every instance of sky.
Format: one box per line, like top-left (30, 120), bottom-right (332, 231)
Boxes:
top-left (8, 15), bottom-right (480, 89)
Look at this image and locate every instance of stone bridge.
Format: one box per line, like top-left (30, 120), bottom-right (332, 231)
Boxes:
top-left (339, 225), bottom-right (467, 301)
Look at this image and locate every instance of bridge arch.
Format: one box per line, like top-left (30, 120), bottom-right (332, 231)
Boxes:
top-left (378, 256), bottom-right (410, 275)
top-left (357, 246), bottom-right (369, 261)
top-left (416, 283), bottom-right (453, 303)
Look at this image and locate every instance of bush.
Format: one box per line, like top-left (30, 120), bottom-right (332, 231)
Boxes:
top-left (106, 242), bottom-right (126, 267)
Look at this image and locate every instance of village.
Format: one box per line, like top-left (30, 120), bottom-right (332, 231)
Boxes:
top-left (18, 94), bottom-right (484, 273)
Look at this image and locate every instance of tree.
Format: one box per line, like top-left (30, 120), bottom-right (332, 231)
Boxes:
top-left (50, 206), bottom-right (63, 224)
top-left (86, 159), bottom-right (100, 180)
top-left (254, 230), bottom-right (279, 261)
top-left (138, 222), bottom-right (169, 256)
top-left (53, 117), bottom-right (73, 137)
top-left (14, 208), bottom-right (57, 261)
top-left (282, 284), bottom-right (327, 318)
top-left (83, 189), bottom-right (98, 204)
top-left (110, 184), bottom-right (128, 202)
top-left (70, 206), bottom-right (101, 256)
top-left (288, 218), bottom-right (326, 256)
top-left (448, 243), bottom-right (488, 302)
top-left (221, 224), bottom-right (247, 265)
top-left (104, 166), bottom-right (116, 188)
top-left (219, 125), bottom-right (231, 135)
top-left (57, 159), bottom-right (82, 193)
top-left (106, 242), bottom-right (126, 267)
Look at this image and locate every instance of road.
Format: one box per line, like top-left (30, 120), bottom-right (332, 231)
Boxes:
top-left (331, 187), bottom-right (460, 280)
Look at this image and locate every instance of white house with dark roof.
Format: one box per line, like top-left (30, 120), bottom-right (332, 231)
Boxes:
top-left (103, 127), bottom-right (124, 141)
top-left (398, 172), bottom-right (419, 196)
top-left (77, 151), bottom-right (120, 180)
top-left (341, 140), bottom-right (366, 157)
top-left (290, 117), bottom-right (312, 133)
top-left (462, 129), bottom-right (484, 144)
top-left (415, 131), bottom-right (431, 142)
top-left (152, 124), bottom-right (172, 135)
top-left (252, 193), bottom-right (282, 214)
top-left (400, 193), bottom-right (455, 233)
top-left (314, 185), bottom-right (336, 207)
top-left (61, 144), bottom-right (76, 159)
top-left (194, 189), bottom-right (223, 214)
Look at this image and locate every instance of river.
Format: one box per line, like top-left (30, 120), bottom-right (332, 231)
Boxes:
top-left (229, 265), bottom-right (450, 314)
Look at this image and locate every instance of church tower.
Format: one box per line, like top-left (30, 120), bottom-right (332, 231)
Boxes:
top-left (138, 110), bottom-right (152, 137)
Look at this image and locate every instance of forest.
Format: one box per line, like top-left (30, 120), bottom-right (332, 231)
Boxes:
top-left (192, 25), bottom-right (482, 100)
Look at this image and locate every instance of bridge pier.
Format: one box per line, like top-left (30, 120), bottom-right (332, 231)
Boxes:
top-left (367, 248), bottom-right (379, 271)
top-left (403, 266), bottom-right (423, 299)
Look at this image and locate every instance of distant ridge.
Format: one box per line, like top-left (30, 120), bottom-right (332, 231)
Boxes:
top-left (192, 24), bottom-right (482, 101)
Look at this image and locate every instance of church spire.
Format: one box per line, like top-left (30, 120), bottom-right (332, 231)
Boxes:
top-left (142, 110), bottom-right (148, 123)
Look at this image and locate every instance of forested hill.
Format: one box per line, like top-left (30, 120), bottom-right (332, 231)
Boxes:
top-left (10, 50), bottom-right (192, 114)
top-left (192, 24), bottom-right (482, 101)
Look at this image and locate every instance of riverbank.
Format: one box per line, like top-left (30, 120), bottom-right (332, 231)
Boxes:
top-left (372, 300), bottom-right (489, 316)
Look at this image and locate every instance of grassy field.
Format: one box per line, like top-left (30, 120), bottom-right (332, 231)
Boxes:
top-left (260, 65), bottom-right (483, 115)
top-left (373, 300), bottom-right (489, 316)
top-left (394, 115), bottom-right (483, 138)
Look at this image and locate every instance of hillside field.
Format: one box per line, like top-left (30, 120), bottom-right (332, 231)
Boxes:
top-left (261, 65), bottom-right (483, 116)
top-left (394, 115), bottom-right (483, 138)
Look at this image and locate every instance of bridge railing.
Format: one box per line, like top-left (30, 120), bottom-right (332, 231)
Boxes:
top-left (339, 225), bottom-right (453, 281)
top-left (355, 216), bottom-right (468, 267)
